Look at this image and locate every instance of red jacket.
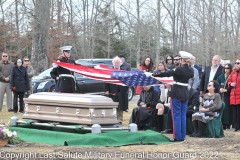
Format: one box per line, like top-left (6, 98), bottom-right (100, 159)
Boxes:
top-left (228, 70), bottom-right (240, 105)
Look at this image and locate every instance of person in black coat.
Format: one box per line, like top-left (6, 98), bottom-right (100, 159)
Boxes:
top-left (129, 86), bottom-right (159, 130)
top-left (105, 56), bottom-right (129, 123)
top-left (50, 46), bottom-right (76, 93)
top-left (10, 59), bottom-right (30, 114)
top-left (200, 55), bottom-right (223, 96)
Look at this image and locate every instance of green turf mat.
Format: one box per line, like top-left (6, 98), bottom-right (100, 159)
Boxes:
top-left (10, 126), bottom-right (170, 146)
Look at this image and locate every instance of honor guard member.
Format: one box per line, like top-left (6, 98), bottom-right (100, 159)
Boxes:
top-left (153, 51), bottom-right (194, 142)
top-left (50, 46), bottom-right (76, 93)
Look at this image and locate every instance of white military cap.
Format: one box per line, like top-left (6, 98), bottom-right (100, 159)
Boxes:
top-left (179, 51), bottom-right (193, 59)
top-left (60, 46), bottom-right (72, 51)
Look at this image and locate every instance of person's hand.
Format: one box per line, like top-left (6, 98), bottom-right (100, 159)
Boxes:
top-left (199, 108), bottom-right (209, 112)
top-left (159, 84), bottom-right (165, 89)
top-left (140, 102), bottom-right (145, 106)
top-left (220, 88), bottom-right (227, 93)
top-left (230, 82), bottom-right (236, 87)
top-left (56, 77), bottom-right (59, 80)
top-left (105, 91), bottom-right (109, 95)
top-left (165, 84), bottom-right (171, 90)
top-left (200, 91), bottom-right (204, 97)
top-left (4, 77), bottom-right (9, 82)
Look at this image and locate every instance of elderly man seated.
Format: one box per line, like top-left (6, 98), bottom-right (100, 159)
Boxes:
top-left (129, 85), bottom-right (159, 130)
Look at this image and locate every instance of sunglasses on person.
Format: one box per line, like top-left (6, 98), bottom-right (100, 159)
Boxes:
top-left (24, 60), bottom-right (29, 62)
top-left (235, 62), bottom-right (240, 65)
top-left (174, 59), bottom-right (179, 61)
top-left (2, 55), bottom-right (7, 57)
top-left (63, 50), bottom-right (71, 53)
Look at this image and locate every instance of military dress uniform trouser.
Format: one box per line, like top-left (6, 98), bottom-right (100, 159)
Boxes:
top-left (171, 98), bottom-right (188, 140)
top-left (0, 82), bottom-right (12, 111)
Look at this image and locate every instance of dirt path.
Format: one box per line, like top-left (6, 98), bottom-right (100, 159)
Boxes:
top-left (1, 130), bottom-right (239, 160)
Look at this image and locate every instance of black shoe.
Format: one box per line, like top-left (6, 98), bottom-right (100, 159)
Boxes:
top-left (169, 138), bottom-right (184, 142)
top-left (8, 108), bottom-right (14, 112)
top-left (19, 111), bottom-right (24, 114)
top-left (161, 129), bottom-right (172, 134)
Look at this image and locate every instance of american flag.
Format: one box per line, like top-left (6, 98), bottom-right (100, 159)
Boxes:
top-left (54, 61), bottom-right (174, 86)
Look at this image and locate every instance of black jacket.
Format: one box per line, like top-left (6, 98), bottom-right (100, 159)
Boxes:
top-left (50, 57), bottom-right (75, 79)
top-left (200, 65), bottom-right (223, 93)
top-left (137, 86), bottom-right (159, 108)
top-left (10, 65), bottom-right (30, 92)
top-left (188, 88), bottom-right (200, 110)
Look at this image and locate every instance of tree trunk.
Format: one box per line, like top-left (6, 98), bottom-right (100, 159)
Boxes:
top-left (31, 0), bottom-right (50, 75)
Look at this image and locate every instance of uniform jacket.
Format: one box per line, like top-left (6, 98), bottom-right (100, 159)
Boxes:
top-left (50, 57), bottom-right (76, 93)
top-left (10, 65), bottom-right (30, 92)
top-left (153, 64), bottom-right (194, 101)
top-left (200, 65), bottom-right (223, 93)
top-left (228, 70), bottom-right (240, 105)
top-left (0, 60), bottom-right (14, 83)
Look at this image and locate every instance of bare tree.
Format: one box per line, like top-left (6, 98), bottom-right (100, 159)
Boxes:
top-left (31, 0), bottom-right (50, 74)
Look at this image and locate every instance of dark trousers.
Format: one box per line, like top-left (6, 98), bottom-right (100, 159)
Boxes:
top-left (165, 107), bottom-right (172, 130)
top-left (232, 105), bottom-right (240, 130)
top-left (13, 91), bottom-right (25, 113)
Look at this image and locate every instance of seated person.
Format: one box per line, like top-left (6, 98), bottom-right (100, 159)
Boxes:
top-left (156, 84), bottom-right (172, 132)
top-left (129, 85), bottom-right (159, 130)
top-left (190, 80), bottom-right (221, 137)
top-left (161, 84), bottom-right (200, 134)
top-left (187, 84), bottom-right (200, 116)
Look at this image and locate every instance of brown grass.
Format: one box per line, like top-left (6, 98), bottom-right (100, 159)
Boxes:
top-left (1, 100), bottom-right (240, 159)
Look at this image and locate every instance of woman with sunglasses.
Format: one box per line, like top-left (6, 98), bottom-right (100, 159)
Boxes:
top-left (165, 55), bottom-right (175, 70)
top-left (10, 59), bottom-right (30, 114)
top-left (228, 59), bottom-right (240, 131)
top-left (191, 80), bottom-right (221, 137)
top-left (217, 63), bottom-right (233, 130)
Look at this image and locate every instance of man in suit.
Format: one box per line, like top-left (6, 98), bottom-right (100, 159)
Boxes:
top-left (118, 54), bottom-right (131, 71)
top-left (200, 55), bottom-right (223, 96)
top-left (190, 56), bottom-right (202, 79)
top-left (105, 56), bottom-right (129, 124)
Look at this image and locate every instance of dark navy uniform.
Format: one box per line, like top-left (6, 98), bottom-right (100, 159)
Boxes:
top-left (154, 64), bottom-right (194, 140)
top-left (50, 57), bottom-right (76, 93)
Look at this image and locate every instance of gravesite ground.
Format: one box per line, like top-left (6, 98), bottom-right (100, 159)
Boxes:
top-left (0, 99), bottom-right (240, 160)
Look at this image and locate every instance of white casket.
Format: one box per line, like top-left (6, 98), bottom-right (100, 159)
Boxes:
top-left (23, 92), bottom-right (119, 125)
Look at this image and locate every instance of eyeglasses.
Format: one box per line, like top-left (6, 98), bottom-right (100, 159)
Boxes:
top-left (224, 67), bottom-right (230, 69)
top-left (235, 62), bottom-right (240, 65)
top-left (174, 59), bottom-right (179, 61)
top-left (208, 85), bottom-right (213, 87)
top-left (2, 56), bottom-right (7, 57)
top-left (24, 60), bottom-right (29, 62)
top-left (63, 50), bottom-right (71, 53)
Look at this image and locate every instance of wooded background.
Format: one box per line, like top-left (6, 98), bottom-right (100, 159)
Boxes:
top-left (0, 0), bottom-right (240, 74)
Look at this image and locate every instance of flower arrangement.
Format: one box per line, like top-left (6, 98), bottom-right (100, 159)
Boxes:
top-left (0, 122), bottom-right (22, 145)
